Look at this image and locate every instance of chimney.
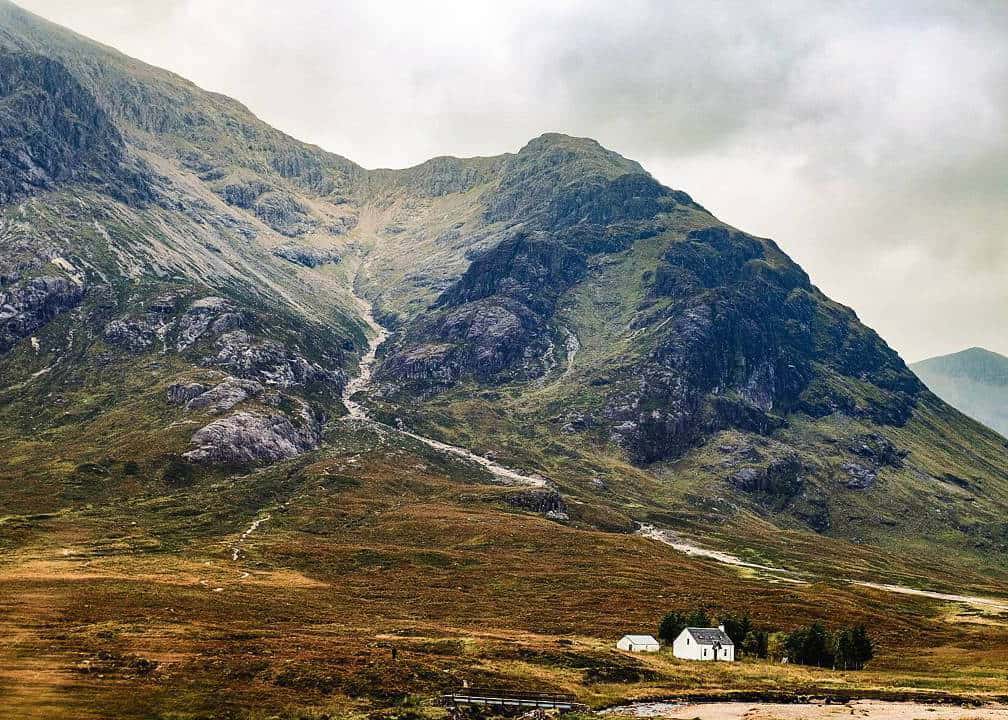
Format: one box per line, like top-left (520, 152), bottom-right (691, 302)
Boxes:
top-left (718, 624), bottom-right (725, 633)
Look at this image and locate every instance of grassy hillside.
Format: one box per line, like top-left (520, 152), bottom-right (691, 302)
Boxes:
top-left (3, 425), bottom-right (1008, 719)
top-left (1, 1), bottom-right (1007, 717)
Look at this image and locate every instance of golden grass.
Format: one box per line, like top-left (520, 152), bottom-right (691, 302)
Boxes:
top-left (2, 438), bottom-right (1007, 719)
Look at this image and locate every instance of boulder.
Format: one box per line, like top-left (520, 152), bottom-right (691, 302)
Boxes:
top-left (167, 382), bottom-right (208, 405)
top-left (183, 406), bottom-right (323, 465)
top-left (185, 377), bottom-right (264, 413)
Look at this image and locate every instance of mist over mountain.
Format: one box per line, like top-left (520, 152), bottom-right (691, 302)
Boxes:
top-left (912, 347), bottom-right (1008, 437)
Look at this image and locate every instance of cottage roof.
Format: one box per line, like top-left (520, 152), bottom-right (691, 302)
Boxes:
top-left (684, 627), bottom-right (734, 645)
top-left (621, 634), bottom-right (659, 644)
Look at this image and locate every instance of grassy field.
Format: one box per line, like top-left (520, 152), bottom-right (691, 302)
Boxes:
top-left (2, 421), bottom-right (1007, 720)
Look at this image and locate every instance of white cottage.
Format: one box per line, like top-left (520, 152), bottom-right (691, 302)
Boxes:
top-left (616, 634), bottom-right (660, 652)
top-left (672, 626), bottom-right (735, 661)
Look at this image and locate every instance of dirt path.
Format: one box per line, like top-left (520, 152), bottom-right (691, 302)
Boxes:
top-left (341, 289), bottom-right (546, 488)
top-left (602, 699), bottom-right (1008, 719)
top-left (638, 524), bottom-right (1008, 610)
top-left (231, 514), bottom-right (271, 561)
top-left (854, 581), bottom-right (1008, 614)
top-left (637, 524), bottom-right (805, 582)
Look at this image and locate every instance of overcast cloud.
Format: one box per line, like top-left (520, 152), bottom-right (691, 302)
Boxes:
top-left (16, 0), bottom-right (1008, 361)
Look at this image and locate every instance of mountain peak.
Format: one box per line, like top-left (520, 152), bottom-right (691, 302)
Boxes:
top-left (911, 347), bottom-right (1008, 436)
top-left (913, 346), bottom-right (1008, 386)
top-left (515, 132), bottom-right (646, 176)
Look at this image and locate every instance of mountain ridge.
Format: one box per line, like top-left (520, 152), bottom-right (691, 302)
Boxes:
top-left (1, 0), bottom-right (1005, 550)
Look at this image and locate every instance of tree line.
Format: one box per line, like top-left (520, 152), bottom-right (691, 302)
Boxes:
top-left (657, 610), bottom-right (874, 670)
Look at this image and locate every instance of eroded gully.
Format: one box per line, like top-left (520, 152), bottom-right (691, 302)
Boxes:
top-left (341, 292), bottom-right (546, 489)
top-left (339, 295), bottom-right (1007, 615)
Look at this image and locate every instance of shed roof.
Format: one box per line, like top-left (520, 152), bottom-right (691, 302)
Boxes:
top-left (684, 627), bottom-right (733, 645)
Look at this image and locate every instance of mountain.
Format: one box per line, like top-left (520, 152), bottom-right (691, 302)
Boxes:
top-left (912, 347), bottom-right (1008, 437)
top-left (2, 0), bottom-right (1007, 588)
top-left (2, 2), bottom-right (1008, 717)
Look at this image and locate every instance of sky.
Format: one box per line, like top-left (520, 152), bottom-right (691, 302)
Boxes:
top-left (15, 0), bottom-right (1008, 361)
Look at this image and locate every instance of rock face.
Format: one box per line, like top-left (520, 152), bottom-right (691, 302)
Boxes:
top-left (182, 377), bottom-right (264, 413)
top-left (381, 231), bottom-right (587, 387)
top-left (210, 330), bottom-right (346, 394)
top-left (379, 136), bottom-right (923, 469)
top-left (271, 244), bottom-right (340, 268)
top-left (0, 51), bottom-right (151, 204)
top-left (183, 405), bottom-right (323, 465)
top-left (0, 275), bottom-right (83, 353)
top-left (0, 52), bottom-right (123, 203)
top-left (609, 225), bottom-right (922, 465)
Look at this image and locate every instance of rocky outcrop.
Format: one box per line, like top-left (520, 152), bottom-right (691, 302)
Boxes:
top-left (0, 275), bottom-right (84, 353)
top-left (0, 52), bottom-right (123, 203)
top-left (252, 192), bottom-right (316, 237)
top-left (837, 433), bottom-right (907, 491)
top-left (841, 462), bottom-right (877, 490)
top-left (484, 134), bottom-right (660, 225)
top-left (210, 330), bottom-right (346, 393)
top-left (182, 377), bottom-right (264, 413)
top-left (271, 244), bottom-right (340, 268)
top-left (216, 178), bottom-right (273, 209)
top-left (730, 456), bottom-right (804, 496)
top-left (183, 404), bottom-right (323, 465)
top-left (505, 489), bottom-right (568, 516)
top-left (380, 231), bottom-right (588, 388)
top-left (167, 382), bottom-right (208, 405)
top-left (103, 318), bottom-right (157, 352)
top-left (103, 294), bottom-right (181, 353)
top-left (176, 297), bottom-right (242, 351)
top-left (846, 433), bottom-right (907, 468)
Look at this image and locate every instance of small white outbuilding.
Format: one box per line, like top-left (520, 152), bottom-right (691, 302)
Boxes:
top-left (672, 626), bottom-right (735, 662)
top-left (616, 634), bottom-right (660, 653)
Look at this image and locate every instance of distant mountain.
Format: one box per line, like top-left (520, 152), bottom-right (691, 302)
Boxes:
top-left (912, 348), bottom-right (1008, 437)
